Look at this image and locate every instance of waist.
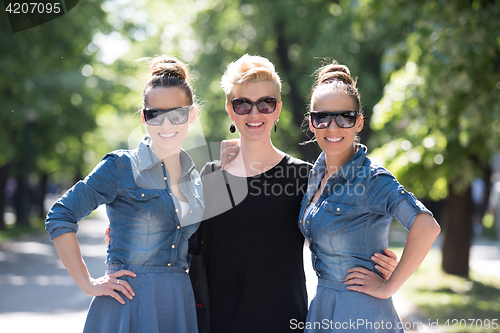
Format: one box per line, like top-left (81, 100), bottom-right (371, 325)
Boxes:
top-left (106, 263), bottom-right (186, 275)
top-left (317, 278), bottom-right (351, 292)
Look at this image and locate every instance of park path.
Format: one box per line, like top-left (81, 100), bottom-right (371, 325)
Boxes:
top-left (1, 206), bottom-right (499, 333)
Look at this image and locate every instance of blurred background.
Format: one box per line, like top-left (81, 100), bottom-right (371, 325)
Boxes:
top-left (1, 0), bottom-right (499, 332)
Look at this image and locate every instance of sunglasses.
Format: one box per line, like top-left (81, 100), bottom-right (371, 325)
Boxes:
top-left (232, 97), bottom-right (278, 115)
top-left (142, 106), bottom-right (191, 126)
top-left (310, 111), bottom-right (357, 129)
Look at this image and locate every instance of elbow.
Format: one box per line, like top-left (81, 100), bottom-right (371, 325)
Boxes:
top-left (432, 219), bottom-right (441, 237)
top-left (415, 213), bottom-right (441, 238)
top-left (427, 216), bottom-right (441, 238)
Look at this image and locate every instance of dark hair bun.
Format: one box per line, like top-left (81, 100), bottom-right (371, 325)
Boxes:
top-left (149, 56), bottom-right (189, 81)
top-left (317, 63), bottom-right (354, 86)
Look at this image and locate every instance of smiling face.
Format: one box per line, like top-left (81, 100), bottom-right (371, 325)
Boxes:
top-left (143, 87), bottom-right (196, 160)
top-left (310, 91), bottom-right (363, 165)
top-left (227, 80), bottom-right (281, 142)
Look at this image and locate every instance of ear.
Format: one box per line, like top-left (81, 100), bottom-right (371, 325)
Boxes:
top-left (309, 117), bottom-right (315, 133)
top-left (188, 106), bottom-right (198, 124)
top-left (141, 111), bottom-right (146, 125)
top-left (226, 102), bottom-right (235, 122)
top-left (275, 100), bottom-right (282, 121)
top-left (356, 114), bottom-right (364, 132)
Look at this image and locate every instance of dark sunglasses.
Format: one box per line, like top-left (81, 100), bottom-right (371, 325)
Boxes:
top-left (310, 111), bottom-right (357, 129)
top-left (142, 106), bottom-right (191, 126)
top-left (232, 97), bottom-right (278, 115)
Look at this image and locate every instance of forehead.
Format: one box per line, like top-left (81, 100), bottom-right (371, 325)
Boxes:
top-left (145, 87), bottom-right (188, 109)
top-left (313, 91), bottom-right (355, 112)
top-left (235, 81), bottom-right (277, 100)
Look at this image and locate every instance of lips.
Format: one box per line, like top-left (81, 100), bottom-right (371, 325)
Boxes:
top-left (325, 137), bottom-right (343, 143)
top-left (159, 132), bottom-right (178, 139)
top-left (246, 122), bottom-right (264, 127)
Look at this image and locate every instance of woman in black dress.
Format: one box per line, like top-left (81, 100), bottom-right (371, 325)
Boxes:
top-left (196, 54), bottom-right (398, 333)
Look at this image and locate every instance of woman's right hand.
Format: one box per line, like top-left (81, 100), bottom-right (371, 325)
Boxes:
top-left (83, 269), bottom-right (137, 305)
top-left (220, 139), bottom-right (240, 170)
top-left (104, 226), bottom-right (111, 245)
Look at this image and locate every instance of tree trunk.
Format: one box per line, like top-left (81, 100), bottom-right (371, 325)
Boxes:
top-left (441, 182), bottom-right (473, 277)
top-left (0, 163), bottom-right (10, 230)
top-left (274, 20), bottom-right (320, 164)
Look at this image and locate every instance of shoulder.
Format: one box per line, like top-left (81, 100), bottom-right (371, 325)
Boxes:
top-left (283, 154), bottom-right (313, 174)
top-left (103, 149), bottom-right (135, 161)
top-left (91, 150), bottom-right (136, 174)
top-left (200, 161), bottom-right (221, 178)
top-left (359, 157), bottom-right (399, 190)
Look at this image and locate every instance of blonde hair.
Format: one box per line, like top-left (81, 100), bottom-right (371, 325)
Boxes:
top-left (221, 54), bottom-right (282, 104)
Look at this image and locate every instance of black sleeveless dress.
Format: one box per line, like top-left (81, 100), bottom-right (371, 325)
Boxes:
top-left (197, 155), bottom-right (311, 333)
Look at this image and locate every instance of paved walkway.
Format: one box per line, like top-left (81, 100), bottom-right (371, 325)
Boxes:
top-left (1, 208), bottom-right (499, 333)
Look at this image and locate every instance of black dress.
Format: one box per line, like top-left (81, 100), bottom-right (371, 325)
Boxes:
top-left (197, 155), bottom-right (312, 333)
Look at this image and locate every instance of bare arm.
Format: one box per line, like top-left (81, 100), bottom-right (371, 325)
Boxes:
top-left (345, 213), bottom-right (440, 298)
top-left (53, 232), bottom-right (136, 304)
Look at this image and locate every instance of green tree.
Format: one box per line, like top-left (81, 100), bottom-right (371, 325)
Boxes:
top-left (0, 0), bottom-right (140, 228)
top-left (363, 0), bottom-right (500, 277)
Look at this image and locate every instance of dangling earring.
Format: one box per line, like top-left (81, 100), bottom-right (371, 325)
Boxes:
top-left (274, 118), bottom-right (279, 132)
top-left (230, 122), bottom-right (236, 133)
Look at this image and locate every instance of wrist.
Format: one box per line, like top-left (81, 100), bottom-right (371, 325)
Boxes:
top-left (384, 278), bottom-right (400, 297)
top-left (79, 277), bottom-right (95, 295)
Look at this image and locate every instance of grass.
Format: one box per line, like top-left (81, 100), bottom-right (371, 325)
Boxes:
top-left (391, 246), bottom-right (500, 333)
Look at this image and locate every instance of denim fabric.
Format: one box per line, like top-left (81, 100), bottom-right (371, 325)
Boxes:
top-left (299, 144), bottom-right (432, 282)
top-left (45, 135), bottom-right (204, 269)
top-left (84, 264), bottom-right (198, 333)
top-left (304, 279), bottom-right (403, 333)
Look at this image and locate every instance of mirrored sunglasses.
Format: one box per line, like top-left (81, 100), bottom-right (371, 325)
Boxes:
top-left (142, 106), bottom-right (191, 126)
top-left (310, 111), bottom-right (357, 129)
top-left (232, 97), bottom-right (277, 115)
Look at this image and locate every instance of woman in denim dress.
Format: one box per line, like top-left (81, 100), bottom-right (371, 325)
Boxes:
top-left (298, 61), bottom-right (441, 332)
top-left (45, 56), bottom-right (203, 333)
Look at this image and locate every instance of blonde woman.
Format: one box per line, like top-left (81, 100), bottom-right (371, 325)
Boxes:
top-left (196, 55), bottom-right (398, 333)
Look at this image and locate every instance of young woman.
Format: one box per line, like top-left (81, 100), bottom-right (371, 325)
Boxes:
top-left (298, 61), bottom-right (441, 332)
top-left (45, 56), bottom-right (204, 333)
top-left (196, 55), bottom-right (399, 333)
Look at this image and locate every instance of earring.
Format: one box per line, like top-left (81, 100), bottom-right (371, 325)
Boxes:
top-left (230, 123), bottom-right (236, 133)
top-left (274, 119), bottom-right (279, 132)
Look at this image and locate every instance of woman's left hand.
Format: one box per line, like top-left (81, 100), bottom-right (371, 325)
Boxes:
top-left (344, 267), bottom-right (393, 299)
top-left (372, 249), bottom-right (398, 280)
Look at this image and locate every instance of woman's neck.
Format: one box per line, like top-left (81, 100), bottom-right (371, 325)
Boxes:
top-left (151, 144), bottom-right (182, 176)
top-left (324, 145), bottom-right (356, 178)
top-left (228, 137), bottom-right (284, 176)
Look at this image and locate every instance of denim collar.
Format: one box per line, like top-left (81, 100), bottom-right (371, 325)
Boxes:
top-left (310, 143), bottom-right (367, 182)
top-left (137, 135), bottom-right (195, 175)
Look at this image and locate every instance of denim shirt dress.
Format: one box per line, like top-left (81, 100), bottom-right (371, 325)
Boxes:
top-left (45, 135), bottom-right (204, 333)
top-left (298, 144), bottom-right (432, 333)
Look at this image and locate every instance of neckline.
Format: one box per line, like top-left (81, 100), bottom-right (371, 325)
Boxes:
top-left (224, 155), bottom-right (288, 179)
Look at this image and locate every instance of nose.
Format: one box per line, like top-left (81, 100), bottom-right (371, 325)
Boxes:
top-left (327, 117), bottom-right (339, 130)
top-left (248, 104), bottom-right (260, 117)
top-left (160, 115), bottom-right (174, 128)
